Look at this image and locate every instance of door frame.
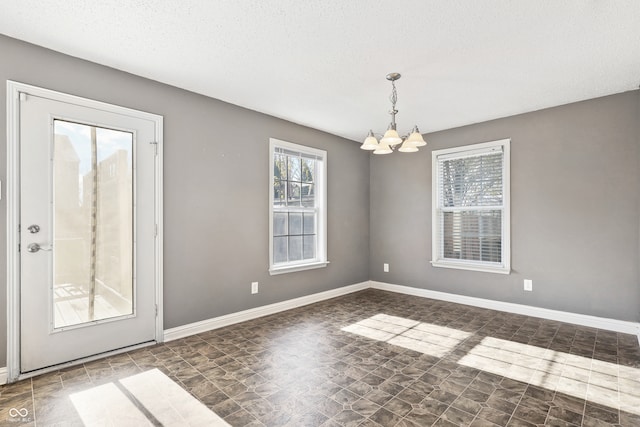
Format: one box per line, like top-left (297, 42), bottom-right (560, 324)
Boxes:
top-left (6, 81), bottom-right (164, 382)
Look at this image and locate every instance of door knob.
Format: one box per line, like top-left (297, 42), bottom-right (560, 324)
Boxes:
top-left (27, 243), bottom-right (52, 253)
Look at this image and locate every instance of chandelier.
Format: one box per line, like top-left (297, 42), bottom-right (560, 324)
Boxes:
top-left (360, 73), bottom-right (427, 154)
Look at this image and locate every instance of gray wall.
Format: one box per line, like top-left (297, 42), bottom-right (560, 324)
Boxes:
top-left (370, 90), bottom-right (640, 322)
top-left (0, 35), bottom-right (370, 367)
top-left (1, 33), bottom-right (639, 370)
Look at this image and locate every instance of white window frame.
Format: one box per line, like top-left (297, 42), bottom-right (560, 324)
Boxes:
top-left (431, 138), bottom-right (511, 274)
top-left (269, 138), bottom-right (328, 275)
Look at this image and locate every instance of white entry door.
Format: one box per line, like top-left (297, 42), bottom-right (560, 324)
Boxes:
top-left (17, 89), bottom-right (161, 373)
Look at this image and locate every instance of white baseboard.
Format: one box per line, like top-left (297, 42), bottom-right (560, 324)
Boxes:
top-left (0, 367), bottom-right (7, 385)
top-left (371, 281), bottom-right (640, 337)
top-left (164, 279), bottom-right (640, 345)
top-left (164, 281), bottom-right (370, 341)
top-left (6, 281), bottom-right (636, 383)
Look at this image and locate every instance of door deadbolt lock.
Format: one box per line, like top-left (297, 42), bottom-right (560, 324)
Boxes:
top-left (27, 224), bottom-right (40, 234)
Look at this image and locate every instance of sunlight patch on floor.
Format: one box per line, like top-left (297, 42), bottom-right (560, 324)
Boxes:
top-left (341, 313), bottom-right (471, 358)
top-left (120, 369), bottom-right (230, 426)
top-left (70, 368), bottom-right (231, 426)
top-left (457, 336), bottom-right (640, 415)
top-left (70, 382), bottom-right (152, 426)
top-left (342, 314), bottom-right (640, 417)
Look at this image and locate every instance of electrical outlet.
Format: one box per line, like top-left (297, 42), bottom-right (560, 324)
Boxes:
top-left (524, 279), bottom-right (533, 292)
top-left (383, 263), bottom-right (389, 273)
top-left (251, 282), bottom-right (259, 294)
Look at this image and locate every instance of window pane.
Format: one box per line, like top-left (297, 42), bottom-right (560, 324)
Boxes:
top-left (441, 153), bottom-right (503, 207)
top-left (302, 158), bottom-right (315, 182)
top-left (274, 154), bottom-right (287, 180)
top-left (288, 156), bottom-right (301, 181)
top-left (442, 210), bottom-right (502, 263)
top-left (53, 121), bottom-right (134, 328)
top-left (303, 212), bottom-right (315, 234)
top-left (287, 182), bottom-right (301, 206)
top-left (273, 212), bottom-right (287, 236)
top-left (273, 180), bottom-right (286, 206)
top-left (289, 212), bottom-right (303, 235)
top-left (273, 236), bottom-right (288, 264)
top-left (301, 183), bottom-right (315, 207)
top-left (288, 236), bottom-right (303, 261)
top-left (303, 235), bottom-right (316, 260)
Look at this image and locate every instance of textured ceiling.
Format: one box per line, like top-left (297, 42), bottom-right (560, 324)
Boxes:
top-left (1, 1), bottom-right (639, 142)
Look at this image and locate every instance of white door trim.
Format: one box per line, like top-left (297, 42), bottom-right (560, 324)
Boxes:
top-left (5, 81), bottom-right (164, 382)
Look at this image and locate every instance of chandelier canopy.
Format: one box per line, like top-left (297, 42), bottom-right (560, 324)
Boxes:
top-left (360, 73), bottom-right (427, 154)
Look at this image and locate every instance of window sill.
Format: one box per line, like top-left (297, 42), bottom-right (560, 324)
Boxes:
top-left (269, 261), bottom-right (329, 275)
top-left (431, 260), bottom-right (510, 275)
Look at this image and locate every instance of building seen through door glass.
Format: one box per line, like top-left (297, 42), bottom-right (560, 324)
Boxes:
top-left (53, 120), bottom-right (134, 328)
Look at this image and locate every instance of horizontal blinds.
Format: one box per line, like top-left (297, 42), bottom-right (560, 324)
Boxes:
top-left (441, 210), bottom-right (502, 263)
top-left (436, 145), bottom-right (502, 161)
top-left (437, 147), bottom-right (504, 264)
top-left (275, 146), bottom-right (322, 162)
top-left (438, 151), bottom-right (503, 208)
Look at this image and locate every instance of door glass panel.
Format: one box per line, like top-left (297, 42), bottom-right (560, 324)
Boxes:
top-left (53, 120), bottom-right (134, 328)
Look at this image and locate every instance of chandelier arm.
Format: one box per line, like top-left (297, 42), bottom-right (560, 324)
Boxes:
top-left (370, 131), bottom-right (410, 140)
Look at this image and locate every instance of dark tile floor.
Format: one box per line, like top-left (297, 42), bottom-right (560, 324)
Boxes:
top-left (1, 289), bottom-right (639, 426)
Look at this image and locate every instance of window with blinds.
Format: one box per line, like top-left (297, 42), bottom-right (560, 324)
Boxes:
top-left (269, 138), bottom-right (328, 274)
top-left (432, 139), bottom-right (510, 274)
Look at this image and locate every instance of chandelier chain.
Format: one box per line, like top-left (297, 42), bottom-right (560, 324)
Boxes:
top-left (389, 80), bottom-right (398, 128)
top-left (389, 80), bottom-right (398, 111)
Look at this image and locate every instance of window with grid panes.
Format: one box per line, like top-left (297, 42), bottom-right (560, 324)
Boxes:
top-left (432, 139), bottom-right (510, 274)
top-left (269, 138), bottom-right (327, 274)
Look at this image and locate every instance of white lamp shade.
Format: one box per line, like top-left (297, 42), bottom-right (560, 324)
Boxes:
top-left (373, 142), bottom-right (392, 155)
top-left (398, 139), bottom-right (419, 153)
top-left (405, 130), bottom-right (427, 147)
top-left (380, 129), bottom-right (402, 146)
top-left (360, 135), bottom-right (379, 150)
